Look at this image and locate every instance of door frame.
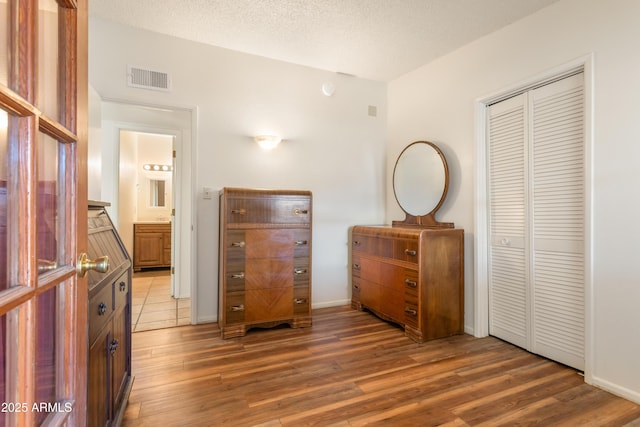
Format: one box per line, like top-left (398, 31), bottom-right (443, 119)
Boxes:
top-left (473, 55), bottom-right (594, 378)
top-left (98, 100), bottom-right (197, 322)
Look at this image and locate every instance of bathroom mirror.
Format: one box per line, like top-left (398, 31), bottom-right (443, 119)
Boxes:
top-left (150, 179), bottom-right (166, 207)
top-left (392, 141), bottom-right (453, 228)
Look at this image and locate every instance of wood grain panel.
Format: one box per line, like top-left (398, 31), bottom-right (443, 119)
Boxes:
top-left (245, 288), bottom-right (294, 322)
top-left (245, 258), bottom-right (293, 290)
top-left (245, 229), bottom-right (294, 259)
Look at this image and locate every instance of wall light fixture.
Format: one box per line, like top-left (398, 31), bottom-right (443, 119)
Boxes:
top-left (143, 164), bottom-right (172, 171)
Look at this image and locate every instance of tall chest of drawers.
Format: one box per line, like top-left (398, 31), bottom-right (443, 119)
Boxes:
top-left (351, 225), bottom-right (464, 343)
top-left (219, 188), bottom-right (312, 338)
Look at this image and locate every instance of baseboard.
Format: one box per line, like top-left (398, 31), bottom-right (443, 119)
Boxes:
top-left (197, 315), bottom-right (217, 324)
top-left (587, 375), bottom-right (640, 405)
top-left (312, 299), bottom-right (351, 309)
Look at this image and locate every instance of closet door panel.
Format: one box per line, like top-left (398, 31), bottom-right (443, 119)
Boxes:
top-left (531, 74), bottom-right (585, 369)
top-left (487, 94), bottom-right (528, 348)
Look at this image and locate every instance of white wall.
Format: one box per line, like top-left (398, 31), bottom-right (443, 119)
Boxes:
top-left (387, 0), bottom-right (640, 403)
top-left (87, 85), bottom-right (102, 201)
top-left (88, 18), bottom-right (388, 322)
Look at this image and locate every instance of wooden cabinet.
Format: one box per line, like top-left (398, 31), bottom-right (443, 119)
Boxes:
top-left (133, 222), bottom-right (171, 271)
top-left (219, 188), bottom-right (312, 339)
top-left (87, 202), bottom-right (133, 426)
top-left (350, 225), bottom-right (464, 343)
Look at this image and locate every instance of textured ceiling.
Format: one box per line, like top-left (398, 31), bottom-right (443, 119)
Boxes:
top-left (88, 0), bottom-right (559, 82)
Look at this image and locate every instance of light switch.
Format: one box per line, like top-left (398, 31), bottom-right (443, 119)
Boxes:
top-left (203, 187), bottom-right (213, 200)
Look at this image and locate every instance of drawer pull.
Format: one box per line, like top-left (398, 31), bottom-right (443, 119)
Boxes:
top-left (353, 283), bottom-right (360, 290)
top-left (404, 249), bottom-right (417, 256)
top-left (294, 268), bottom-right (308, 275)
top-left (294, 240), bottom-right (308, 246)
top-left (404, 307), bottom-right (417, 316)
top-left (353, 240), bottom-right (361, 247)
top-left (294, 209), bottom-right (308, 215)
top-left (231, 241), bottom-right (245, 248)
top-left (119, 281), bottom-right (126, 292)
top-left (231, 272), bottom-right (245, 279)
top-left (98, 302), bottom-right (107, 315)
top-left (109, 339), bottom-right (119, 355)
top-left (405, 279), bottom-right (417, 288)
top-left (294, 298), bottom-right (307, 304)
top-left (231, 208), bottom-right (246, 215)
top-left (353, 263), bottom-right (361, 270)
top-left (230, 304), bottom-right (245, 312)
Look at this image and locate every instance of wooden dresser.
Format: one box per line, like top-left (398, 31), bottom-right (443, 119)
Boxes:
top-left (351, 225), bottom-right (464, 343)
top-left (133, 222), bottom-right (171, 271)
top-left (87, 202), bottom-right (133, 426)
top-left (218, 188), bottom-right (312, 339)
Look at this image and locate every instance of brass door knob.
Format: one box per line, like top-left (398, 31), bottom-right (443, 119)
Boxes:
top-left (77, 253), bottom-right (109, 277)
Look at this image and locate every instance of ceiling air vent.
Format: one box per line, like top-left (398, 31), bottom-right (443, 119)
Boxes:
top-left (127, 65), bottom-right (171, 92)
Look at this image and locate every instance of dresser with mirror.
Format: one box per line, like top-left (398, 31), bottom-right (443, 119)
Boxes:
top-left (351, 141), bottom-right (464, 342)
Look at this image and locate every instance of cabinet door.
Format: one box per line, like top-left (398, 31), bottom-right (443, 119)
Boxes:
top-left (88, 330), bottom-right (110, 427)
top-left (163, 229), bottom-right (172, 265)
top-left (134, 232), bottom-right (164, 266)
top-left (111, 307), bottom-right (129, 409)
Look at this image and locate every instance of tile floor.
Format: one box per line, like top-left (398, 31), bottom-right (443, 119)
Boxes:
top-left (131, 269), bottom-right (191, 332)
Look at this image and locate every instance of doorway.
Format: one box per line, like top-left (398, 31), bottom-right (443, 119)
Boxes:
top-left (96, 100), bottom-right (196, 331)
top-left (117, 130), bottom-right (190, 331)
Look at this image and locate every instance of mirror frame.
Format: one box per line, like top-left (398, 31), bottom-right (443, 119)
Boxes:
top-left (392, 141), bottom-right (454, 228)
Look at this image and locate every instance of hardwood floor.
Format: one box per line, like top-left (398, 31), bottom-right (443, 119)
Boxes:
top-left (123, 306), bottom-right (640, 426)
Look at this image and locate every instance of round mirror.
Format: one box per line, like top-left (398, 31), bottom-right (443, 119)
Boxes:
top-left (392, 141), bottom-right (451, 228)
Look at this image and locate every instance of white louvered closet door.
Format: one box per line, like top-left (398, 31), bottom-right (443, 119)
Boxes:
top-left (488, 73), bottom-right (585, 371)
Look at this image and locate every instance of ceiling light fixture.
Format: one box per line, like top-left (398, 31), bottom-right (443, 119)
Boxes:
top-left (254, 135), bottom-right (282, 150)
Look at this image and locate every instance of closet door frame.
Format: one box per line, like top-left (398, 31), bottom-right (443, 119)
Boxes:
top-left (474, 55), bottom-right (594, 379)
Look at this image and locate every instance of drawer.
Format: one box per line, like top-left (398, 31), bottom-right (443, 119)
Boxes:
top-left (293, 286), bottom-right (310, 315)
top-left (245, 287), bottom-right (294, 322)
top-left (245, 229), bottom-right (295, 259)
top-left (394, 239), bottom-right (420, 263)
top-left (225, 230), bottom-right (246, 262)
top-left (352, 256), bottom-right (361, 277)
top-left (225, 196), bottom-right (311, 224)
top-left (272, 196), bottom-right (311, 224)
top-left (293, 229), bottom-right (311, 257)
top-left (246, 258), bottom-right (294, 290)
top-left (359, 279), bottom-right (405, 323)
top-left (225, 293), bottom-right (245, 324)
top-left (114, 272), bottom-right (129, 312)
top-left (352, 279), bottom-right (361, 301)
top-left (403, 270), bottom-right (419, 296)
top-left (134, 223), bottom-right (171, 234)
top-left (358, 258), bottom-right (407, 294)
top-left (89, 283), bottom-right (114, 343)
top-left (352, 234), bottom-right (393, 258)
top-left (403, 301), bottom-right (419, 328)
top-left (293, 258), bottom-right (310, 285)
top-left (225, 262), bottom-right (246, 293)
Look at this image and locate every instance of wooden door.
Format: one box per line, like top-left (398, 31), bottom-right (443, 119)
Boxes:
top-left (0, 0), bottom-right (88, 426)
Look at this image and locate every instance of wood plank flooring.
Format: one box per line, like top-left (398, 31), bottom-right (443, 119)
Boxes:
top-left (123, 306), bottom-right (640, 426)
